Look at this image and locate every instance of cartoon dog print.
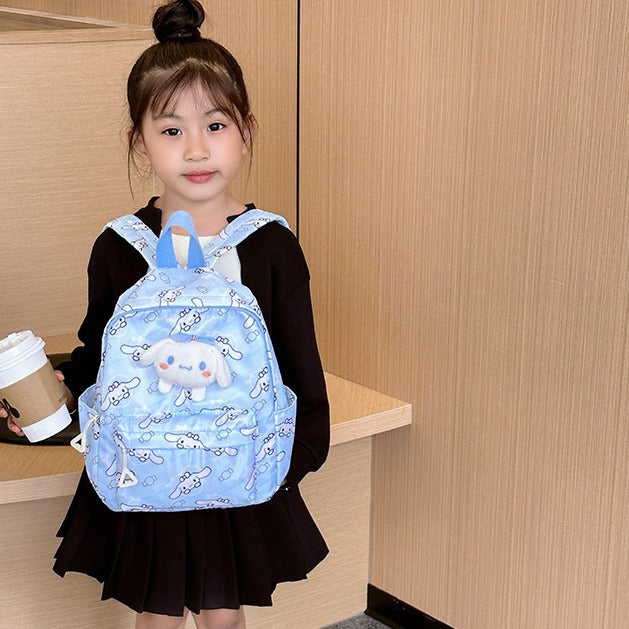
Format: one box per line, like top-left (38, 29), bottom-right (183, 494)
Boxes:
top-left (211, 245), bottom-right (232, 259)
top-left (129, 237), bottom-right (150, 254)
top-left (240, 424), bottom-right (259, 440)
top-left (195, 498), bottom-right (231, 509)
top-left (108, 305), bottom-right (136, 335)
top-left (121, 343), bottom-right (151, 362)
top-left (164, 432), bottom-right (209, 450)
top-left (105, 459), bottom-right (118, 478)
top-left (174, 388), bottom-right (194, 408)
top-left (249, 217), bottom-right (273, 229)
top-left (140, 338), bottom-right (232, 401)
top-left (228, 290), bottom-right (255, 328)
top-left (276, 418), bottom-right (295, 438)
top-left (124, 221), bottom-right (150, 233)
top-left (169, 467), bottom-right (212, 499)
top-left (170, 297), bottom-right (208, 334)
top-left (127, 448), bottom-right (164, 464)
top-left (138, 272), bottom-right (157, 285)
top-left (208, 447), bottom-right (238, 457)
top-left (215, 336), bottom-right (243, 360)
top-left (112, 430), bottom-right (126, 450)
top-left (89, 413), bottom-right (101, 440)
top-left (99, 343), bottom-right (112, 370)
top-left (245, 432), bottom-right (285, 491)
top-left (138, 411), bottom-right (173, 429)
top-left (250, 367), bottom-right (270, 399)
top-left (105, 434), bottom-right (126, 477)
top-left (101, 377), bottom-right (141, 411)
top-left (120, 503), bottom-right (156, 512)
top-left (218, 217), bottom-right (272, 242)
top-left (257, 432), bottom-right (285, 462)
top-left (158, 286), bottom-right (184, 307)
top-left (213, 406), bottom-right (249, 427)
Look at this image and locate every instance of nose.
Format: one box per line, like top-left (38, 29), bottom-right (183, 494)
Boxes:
top-left (184, 133), bottom-right (209, 161)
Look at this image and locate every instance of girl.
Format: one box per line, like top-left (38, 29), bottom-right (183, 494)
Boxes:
top-left (3, 1), bottom-right (329, 627)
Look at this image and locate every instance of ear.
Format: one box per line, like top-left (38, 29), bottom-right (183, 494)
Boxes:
top-left (130, 128), bottom-right (149, 162)
top-left (210, 347), bottom-right (232, 388)
top-left (241, 114), bottom-right (255, 153)
top-left (140, 338), bottom-right (174, 365)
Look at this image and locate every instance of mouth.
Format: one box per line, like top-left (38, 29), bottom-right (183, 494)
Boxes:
top-left (183, 171), bottom-right (215, 183)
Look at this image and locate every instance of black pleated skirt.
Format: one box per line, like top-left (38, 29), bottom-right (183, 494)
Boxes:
top-left (53, 470), bottom-right (328, 616)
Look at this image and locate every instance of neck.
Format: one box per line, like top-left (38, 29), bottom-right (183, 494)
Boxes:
top-left (155, 194), bottom-right (246, 236)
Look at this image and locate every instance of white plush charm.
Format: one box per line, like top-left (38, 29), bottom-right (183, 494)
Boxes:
top-left (140, 338), bottom-right (232, 401)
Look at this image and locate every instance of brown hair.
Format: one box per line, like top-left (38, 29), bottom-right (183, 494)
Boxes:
top-left (127, 0), bottom-right (256, 175)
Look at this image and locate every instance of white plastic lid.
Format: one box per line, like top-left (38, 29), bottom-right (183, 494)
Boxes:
top-left (0, 331), bottom-right (45, 374)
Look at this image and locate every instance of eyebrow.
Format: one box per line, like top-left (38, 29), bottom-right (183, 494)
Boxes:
top-left (153, 108), bottom-right (223, 121)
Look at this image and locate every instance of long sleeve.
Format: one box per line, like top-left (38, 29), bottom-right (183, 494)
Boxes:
top-left (272, 280), bottom-right (330, 486)
top-left (238, 221), bottom-right (330, 486)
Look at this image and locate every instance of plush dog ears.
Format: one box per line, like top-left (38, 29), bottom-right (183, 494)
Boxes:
top-left (211, 347), bottom-right (232, 388)
top-left (139, 338), bottom-right (176, 365)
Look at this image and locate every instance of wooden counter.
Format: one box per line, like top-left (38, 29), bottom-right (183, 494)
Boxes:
top-left (0, 365), bottom-right (410, 629)
top-left (0, 372), bottom-right (411, 505)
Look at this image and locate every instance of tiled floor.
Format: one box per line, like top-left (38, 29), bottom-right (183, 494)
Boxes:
top-left (322, 613), bottom-right (389, 628)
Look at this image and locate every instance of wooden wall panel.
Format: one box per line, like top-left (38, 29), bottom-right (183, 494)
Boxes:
top-left (0, 2), bottom-right (296, 339)
top-left (0, 1), bottom-right (156, 26)
top-left (301, 1), bottom-right (629, 627)
top-left (0, 36), bottom-right (153, 338)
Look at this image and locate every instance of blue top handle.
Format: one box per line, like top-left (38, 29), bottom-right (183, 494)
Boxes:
top-left (156, 210), bottom-right (206, 269)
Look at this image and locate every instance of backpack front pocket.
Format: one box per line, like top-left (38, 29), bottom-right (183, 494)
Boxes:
top-left (107, 408), bottom-right (261, 511)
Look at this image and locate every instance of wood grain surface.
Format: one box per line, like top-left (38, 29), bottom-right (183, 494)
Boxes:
top-left (300, 1), bottom-right (629, 627)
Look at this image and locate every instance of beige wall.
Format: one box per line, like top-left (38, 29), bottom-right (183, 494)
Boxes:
top-left (300, 1), bottom-right (629, 628)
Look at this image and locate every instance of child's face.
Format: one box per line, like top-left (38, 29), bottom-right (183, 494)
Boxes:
top-left (134, 84), bottom-right (248, 213)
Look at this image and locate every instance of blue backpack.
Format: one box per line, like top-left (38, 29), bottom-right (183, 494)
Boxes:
top-left (71, 209), bottom-right (296, 512)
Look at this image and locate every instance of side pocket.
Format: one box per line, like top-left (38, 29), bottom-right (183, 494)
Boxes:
top-left (74, 385), bottom-right (105, 504)
top-left (274, 386), bottom-right (297, 491)
top-left (252, 386), bottom-right (297, 504)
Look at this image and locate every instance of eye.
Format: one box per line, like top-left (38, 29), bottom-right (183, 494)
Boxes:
top-left (199, 361), bottom-right (207, 371)
top-left (167, 356), bottom-right (175, 365)
top-left (208, 122), bottom-right (225, 132)
top-left (162, 128), bottom-right (181, 137)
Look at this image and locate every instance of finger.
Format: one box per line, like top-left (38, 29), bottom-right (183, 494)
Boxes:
top-left (54, 370), bottom-right (65, 382)
top-left (7, 418), bottom-right (25, 436)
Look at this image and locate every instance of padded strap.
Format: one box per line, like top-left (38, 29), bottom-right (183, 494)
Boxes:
top-left (204, 209), bottom-right (290, 269)
top-left (107, 209), bottom-right (291, 270)
top-left (106, 215), bottom-right (158, 268)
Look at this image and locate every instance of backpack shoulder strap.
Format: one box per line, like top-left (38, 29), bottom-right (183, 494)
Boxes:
top-left (105, 215), bottom-right (158, 268)
top-left (204, 209), bottom-right (290, 269)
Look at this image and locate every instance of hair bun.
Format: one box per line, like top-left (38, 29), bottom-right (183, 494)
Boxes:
top-left (153, 0), bottom-right (205, 43)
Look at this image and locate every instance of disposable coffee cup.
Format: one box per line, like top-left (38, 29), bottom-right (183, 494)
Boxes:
top-left (0, 331), bottom-right (71, 442)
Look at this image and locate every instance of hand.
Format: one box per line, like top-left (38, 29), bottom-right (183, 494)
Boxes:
top-left (55, 370), bottom-right (77, 413)
top-left (1, 370), bottom-right (75, 437)
top-left (1, 402), bottom-right (25, 436)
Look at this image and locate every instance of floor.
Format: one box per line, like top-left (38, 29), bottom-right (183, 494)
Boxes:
top-left (322, 613), bottom-right (389, 628)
